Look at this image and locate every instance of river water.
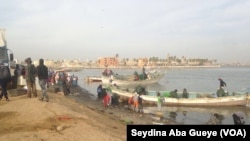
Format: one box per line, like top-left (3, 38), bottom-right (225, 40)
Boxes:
top-left (71, 66), bottom-right (250, 125)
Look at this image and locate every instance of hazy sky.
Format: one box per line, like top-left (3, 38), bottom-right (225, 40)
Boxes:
top-left (1, 0), bottom-right (250, 64)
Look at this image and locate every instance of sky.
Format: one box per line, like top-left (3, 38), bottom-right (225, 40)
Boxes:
top-left (0, 0), bottom-right (250, 64)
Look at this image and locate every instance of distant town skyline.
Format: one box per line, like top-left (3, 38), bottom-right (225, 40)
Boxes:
top-left (1, 0), bottom-right (250, 64)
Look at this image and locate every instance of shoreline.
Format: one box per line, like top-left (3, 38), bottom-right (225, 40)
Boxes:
top-left (60, 85), bottom-right (179, 125)
top-left (1, 85), bottom-right (178, 141)
top-left (2, 83), bottom-right (241, 140)
top-left (50, 65), bottom-right (222, 71)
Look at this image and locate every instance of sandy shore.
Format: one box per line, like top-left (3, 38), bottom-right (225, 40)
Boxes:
top-left (0, 85), bottom-right (177, 141)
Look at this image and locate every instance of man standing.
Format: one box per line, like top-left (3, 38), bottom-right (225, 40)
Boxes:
top-left (0, 66), bottom-right (12, 101)
top-left (24, 57), bottom-right (37, 98)
top-left (137, 93), bottom-right (143, 113)
top-left (157, 92), bottom-right (164, 111)
top-left (218, 78), bottom-right (227, 88)
top-left (36, 58), bottom-right (49, 102)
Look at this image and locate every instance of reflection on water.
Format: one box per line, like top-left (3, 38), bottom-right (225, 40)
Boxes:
top-left (169, 112), bottom-right (178, 121)
top-left (144, 106), bottom-right (250, 125)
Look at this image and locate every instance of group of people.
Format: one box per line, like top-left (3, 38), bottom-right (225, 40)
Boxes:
top-left (97, 84), bottom-right (144, 112)
top-left (47, 70), bottom-right (78, 96)
top-left (133, 66), bottom-right (148, 81)
top-left (156, 88), bottom-right (189, 111)
top-left (102, 69), bottom-right (113, 77)
top-left (23, 57), bottom-right (49, 102)
top-left (168, 88), bottom-right (189, 98)
top-left (49, 71), bottom-right (78, 87)
top-left (1, 56), bottom-right (79, 102)
top-left (128, 91), bottom-right (144, 113)
top-left (3, 57), bottom-right (50, 102)
top-left (97, 84), bottom-right (120, 109)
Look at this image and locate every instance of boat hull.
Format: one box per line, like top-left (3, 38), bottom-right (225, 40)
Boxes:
top-left (112, 89), bottom-right (249, 107)
top-left (85, 76), bottom-right (102, 82)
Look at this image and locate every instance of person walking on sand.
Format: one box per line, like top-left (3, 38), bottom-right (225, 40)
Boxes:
top-left (36, 58), bottom-right (49, 102)
top-left (24, 57), bottom-right (37, 98)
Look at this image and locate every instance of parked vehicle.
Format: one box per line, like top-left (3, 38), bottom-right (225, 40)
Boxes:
top-left (0, 28), bottom-right (18, 89)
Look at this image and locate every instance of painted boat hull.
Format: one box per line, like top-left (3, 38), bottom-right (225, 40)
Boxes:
top-left (111, 89), bottom-right (249, 107)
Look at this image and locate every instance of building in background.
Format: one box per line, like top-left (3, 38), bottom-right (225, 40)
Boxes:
top-left (97, 57), bottom-right (118, 67)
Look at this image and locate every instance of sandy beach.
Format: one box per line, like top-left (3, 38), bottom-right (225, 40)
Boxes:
top-left (0, 85), bottom-right (176, 141)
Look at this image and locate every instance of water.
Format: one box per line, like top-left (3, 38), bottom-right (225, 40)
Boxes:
top-left (71, 66), bottom-right (250, 124)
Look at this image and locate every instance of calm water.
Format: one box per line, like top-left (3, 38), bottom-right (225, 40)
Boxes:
top-left (71, 66), bottom-right (250, 125)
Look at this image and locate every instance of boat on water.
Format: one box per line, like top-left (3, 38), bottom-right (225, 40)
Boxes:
top-left (53, 67), bottom-right (81, 72)
top-left (109, 87), bottom-right (250, 107)
top-left (85, 76), bottom-right (102, 82)
top-left (101, 70), bottom-right (164, 86)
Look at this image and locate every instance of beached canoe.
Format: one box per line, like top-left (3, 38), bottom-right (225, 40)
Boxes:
top-left (85, 76), bottom-right (102, 82)
top-left (101, 71), bottom-right (164, 86)
top-left (110, 88), bottom-right (250, 107)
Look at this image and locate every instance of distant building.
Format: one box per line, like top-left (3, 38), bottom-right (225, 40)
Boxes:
top-left (137, 58), bottom-right (148, 67)
top-left (97, 57), bottom-right (118, 67)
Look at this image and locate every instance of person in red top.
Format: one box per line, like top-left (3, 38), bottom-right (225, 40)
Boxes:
top-left (103, 89), bottom-right (111, 109)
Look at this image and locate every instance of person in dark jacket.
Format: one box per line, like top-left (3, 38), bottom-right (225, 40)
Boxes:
top-left (137, 93), bottom-right (143, 113)
top-left (97, 84), bottom-right (103, 99)
top-left (169, 89), bottom-right (178, 98)
top-left (0, 66), bottom-right (12, 101)
top-left (62, 72), bottom-right (70, 96)
top-left (182, 88), bottom-right (189, 98)
top-left (36, 58), bottom-right (49, 102)
top-left (218, 78), bottom-right (226, 87)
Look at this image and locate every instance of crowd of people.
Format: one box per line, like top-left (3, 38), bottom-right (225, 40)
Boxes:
top-left (48, 70), bottom-right (78, 96)
top-left (47, 70), bottom-right (78, 87)
top-left (1, 57), bottom-right (79, 102)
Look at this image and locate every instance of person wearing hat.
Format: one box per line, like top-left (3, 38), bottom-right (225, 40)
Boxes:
top-left (24, 57), bottom-right (37, 98)
top-left (36, 58), bottom-right (49, 102)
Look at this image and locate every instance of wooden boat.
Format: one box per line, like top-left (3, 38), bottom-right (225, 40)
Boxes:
top-left (85, 76), bottom-right (102, 82)
top-left (110, 87), bottom-right (250, 107)
top-left (101, 71), bottom-right (164, 86)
